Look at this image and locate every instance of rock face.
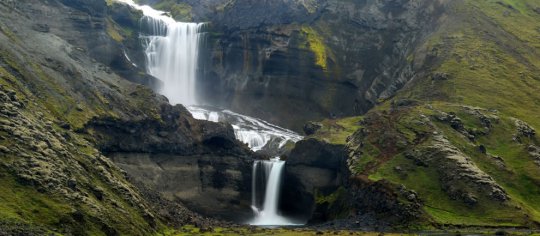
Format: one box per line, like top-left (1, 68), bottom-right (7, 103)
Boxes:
top-left (280, 139), bottom-right (349, 222)
top-left (22, 0), bottom-right (158, 88)
top-left (180, 0), bottom-right (449, 130)
top-left (406, 135), bottom-right (508, 204)
top-left (110, 153), bottom-right (253, 221)
top-left (84, 105), bottom-right (257, 222)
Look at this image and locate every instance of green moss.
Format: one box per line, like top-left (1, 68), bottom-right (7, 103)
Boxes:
top-left (300, 26), bottom-right (329, 71)
top-left (373, 1), bottom-right (540, 226)
top-left (315, 187), bottom-right (350, 219)
top-left (370, 151), bottom-right (527, 227)
top-left (0, 22), bottom-right (19, 43)
top-left (352, 141), bottom-right (381, 174)
top-left (0, 172), bottom-right (72, 229)
top-left (153, 0), bottom-right (192, 21)
top-left (309, 116), bottom-right (363, 145)
top-left (106, 18), bottom-right (125, 42)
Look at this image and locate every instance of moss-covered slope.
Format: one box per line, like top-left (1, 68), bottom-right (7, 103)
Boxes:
top-left (315, 0), bottom-right (540, 229)
top-left (0, 0), bottom-right (216, 234)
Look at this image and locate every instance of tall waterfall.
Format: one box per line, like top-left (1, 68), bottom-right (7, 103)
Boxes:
top-left (117, 0), bottom-right (204, 105)
top-left (117, 0), bottom-right (302, 226)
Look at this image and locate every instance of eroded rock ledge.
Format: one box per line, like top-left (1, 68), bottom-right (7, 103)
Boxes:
top-left (84, 104), bottom-right (258, 222)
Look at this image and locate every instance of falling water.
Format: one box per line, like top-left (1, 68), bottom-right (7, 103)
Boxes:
top-left (117, 0), bottom-right (302, 226)
top-left (188, 106), bottom-right (303, 152)
top-left (250, 158), bottom-right (297, 226)
top-left (117, 0), bottom-right (204, 105)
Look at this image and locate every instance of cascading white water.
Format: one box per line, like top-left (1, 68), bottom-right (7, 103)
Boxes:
top-left (117, 0), bottom-right (203, 105)
top-left (250, 158), bottom-right (297, 226)
top-left (117, 0), bottom-right (303, 226)
top-left (188, 106), bottom-right (303, 152)
top-left (142, 21), bottom-right (203, 105)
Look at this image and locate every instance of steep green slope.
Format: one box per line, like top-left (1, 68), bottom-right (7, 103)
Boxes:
top-left (337, 0), bottom-right (540, 228)
top-left (0, 10), bottom-right (162, 235)
top-left (0, 0), bottom-right (214, 234)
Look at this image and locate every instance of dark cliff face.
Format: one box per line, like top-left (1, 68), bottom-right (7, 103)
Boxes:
top-left (188, 0), bottom-right (449, 131)
top-left (84, 102), bottom-right (258, 222)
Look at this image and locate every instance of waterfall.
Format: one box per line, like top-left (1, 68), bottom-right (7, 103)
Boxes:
top-left (117, 0), bottom-right (204, 105)
top-left (116, 0), bottom-right (302, 226)
top-left (250, 158), bottom-right (296, 226)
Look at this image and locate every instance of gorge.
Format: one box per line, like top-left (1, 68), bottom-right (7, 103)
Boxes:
top-left (1, 0), bottom-right (540, 235)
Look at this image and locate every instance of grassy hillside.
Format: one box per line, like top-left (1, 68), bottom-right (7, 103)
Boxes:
top-left (303, 0), bottom-right (540, 229)
top-left (335, 0), bottom-right (540, 228)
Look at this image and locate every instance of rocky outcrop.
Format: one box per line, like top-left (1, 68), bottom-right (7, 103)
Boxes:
top-left (111, 153), bottom-right (253, 222)
top-left (0, 84), bottom-right (160, 234)
top-left (528, 145), bottom-right (540, 167)
top-left (513, 118), bottom-right (536, 142)
top-left (347, 177), bottom-right (425, 229)
top-left (280, 138), bottom-right (349, 222)
top-left (84, 104), bottom-right (257, 222)
top-left (407, 135), bottom-right (508, 204)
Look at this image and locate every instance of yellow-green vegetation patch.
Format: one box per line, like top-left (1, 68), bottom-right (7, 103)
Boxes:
top-left (0, 173), bottom-right (72, 227)
top-left (309, 116), bottom-right (363, 145)
top-left (351, 141), bottom-right (380, 174)
top-left (300, 26), bottom-right (329, 71)
top-left (391, 0), bottom-right (540, 224)
top-left (315, 187), bottom-right (350, 219)
top-left (106, 18), bottom-right (125, 42)
top-left (405, 0), bottom-right (540, 130)
top-left (370, 151), bottom-right (526, 227)
top-left (153, 0), bottom-right (192, 21)
top-left (365, 102), bottom-right (540, 227)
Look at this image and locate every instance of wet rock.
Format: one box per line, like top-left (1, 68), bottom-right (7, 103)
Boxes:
top-left (303, 121), bottom-right (322, 135)
top-left (281, 138), bottom-right (349, 223)
top-left (349, 178), bottom-right (424, 227)
top-left (197, 0), bottom-right (448, 131)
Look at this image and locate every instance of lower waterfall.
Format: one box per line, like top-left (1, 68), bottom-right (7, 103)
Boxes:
top-left (189, 106), bottom-right (302, 225)
top-left (250, 158), bottom-right (297, 226)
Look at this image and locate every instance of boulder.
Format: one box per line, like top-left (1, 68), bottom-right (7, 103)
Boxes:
top-left (280, 138), bottom-right (349, 222)
top-left (303, 122), bottom-right (322, 135)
